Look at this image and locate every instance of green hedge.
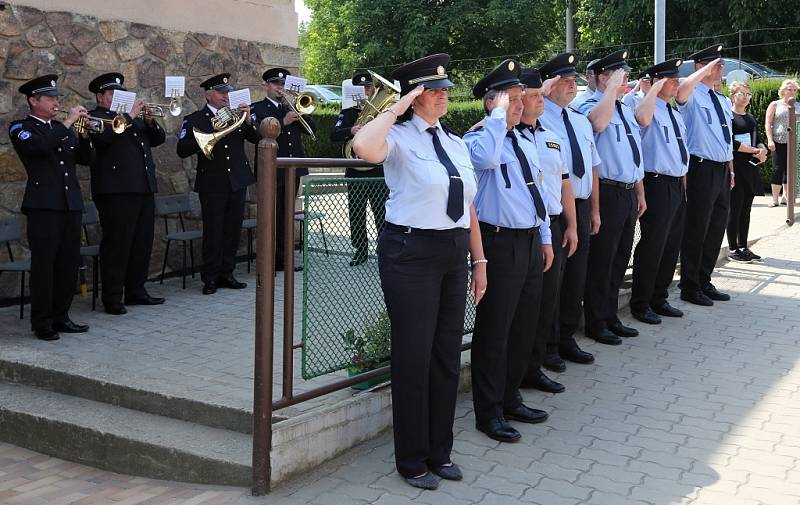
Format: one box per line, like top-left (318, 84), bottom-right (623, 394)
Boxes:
top-left (305, 80), bottom-right (785, 190)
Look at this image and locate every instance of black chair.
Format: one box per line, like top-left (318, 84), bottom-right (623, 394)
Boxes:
top-left (80, 202), bottom-right (101, 310)
top-left (154, 193), bottom-right (202, 289)
top-left (242, 186), bottom-right (257, 273)
top-left (294, 210), bottom-right (329, 257)
top-left (0, 217), bottom-right (31, 319)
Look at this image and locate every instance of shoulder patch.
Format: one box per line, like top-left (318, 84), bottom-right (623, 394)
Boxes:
top-left (18, 130), bottom-right (31, 140)
top-left (179, 129), bottom-right (187, 139)
top-left (250, 113), bottom-right (257, 124)
top-left (546, 141), bottom-right (561, 151)
top-left (9, 123), bottom-right (23, 134)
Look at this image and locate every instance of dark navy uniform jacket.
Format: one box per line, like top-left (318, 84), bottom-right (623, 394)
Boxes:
top-left (251, 97), bottom-right (317, 182)
top-left (176, 105), bottom-right (258, 193)
top-left (88, 107), bottom-right (166, 196)
top-left (8, 116), bottom-right (94, 213)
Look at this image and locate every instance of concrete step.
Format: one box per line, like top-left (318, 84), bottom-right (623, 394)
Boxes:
top-left (0, 382), bottom-right (252, 486)
top-left (0, 359), bottom-right (259, 434)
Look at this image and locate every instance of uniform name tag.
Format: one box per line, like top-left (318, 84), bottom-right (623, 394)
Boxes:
top-left (546, 141), bottom-right (560, 151)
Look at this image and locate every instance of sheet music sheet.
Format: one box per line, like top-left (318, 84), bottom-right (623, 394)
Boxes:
top-left (110, 90), bottom-right (136, 113)
top-left (228, 88), bottom-right (252, 109)
top-left (284, 75), bottom-right (307, 93)
top-left (165, 76), bottom-right (185, 97)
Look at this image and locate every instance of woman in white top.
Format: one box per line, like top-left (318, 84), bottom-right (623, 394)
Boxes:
top-left (765, 79), bottom-right (798, 206)
top-left (353, 53), bottom-right (486, 490)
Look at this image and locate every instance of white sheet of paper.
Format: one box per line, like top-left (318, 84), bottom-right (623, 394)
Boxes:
top-left (284, 75), bottom-right (307, 93)
top-left (110, 90), bottom-right (136, 113)
top-left (165, 76), bottom-right (185, 98)
top-left (734, 133), bottom-right (751, 146)
top-left (228, 88), bottom-right (252, 109)
top-left (343, 83), bottom-right (367, 102)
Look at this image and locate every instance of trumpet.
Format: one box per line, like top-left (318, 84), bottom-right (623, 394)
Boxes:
top-left (55, 110), bottom-right (127, 135)
top-left (141, 98), bottom-right (182, 118)
top-left (279, 89), bottom-right (317, 140)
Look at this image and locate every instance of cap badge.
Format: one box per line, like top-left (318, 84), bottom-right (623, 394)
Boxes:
top-left (436, 65), bottom-right (445, 75)
top-left (508, 61), bottom-right (515, 71)
top-left (717, 45), bottom-right (723, 52)
top-left (115, 77), bottom-right (121, 84)
top-left (568, 55), bottom-right (575, 64)
top-left (676, 59), bottom-right (682, 67)
top-left (223, 76), bottom-right (229, 83)
top-left (360, 76), bottom-right (365, 82)
top-left (278, 72), bottom-right (284, 78)
top-left (50, 80), bottom-right (56, 87)
top-left (622, 51), bottom-right (628, 59)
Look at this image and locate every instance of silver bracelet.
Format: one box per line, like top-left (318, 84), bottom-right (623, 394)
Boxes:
top-left (471, 259), bottom-right (488, 266)
top-left (383, 108), bottom-right (398, 118)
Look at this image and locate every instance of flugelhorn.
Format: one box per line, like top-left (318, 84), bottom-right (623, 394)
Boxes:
top-left (192, 106), bottom-right (247, 159)
top-left (279, 89), bottom-right (317, 140)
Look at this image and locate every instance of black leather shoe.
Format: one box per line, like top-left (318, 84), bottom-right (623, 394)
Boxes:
top-left (652, 302), bottom-right (683, 318)
top-left (589, 328), bottom-right (622, 345)
top-left (631, 307), bottom-right (661, 325)
top-left (431, 463), bottom-right (462, 481)
top-left (680, 290), bottom-right (713, 306)
top-left (543, 353), bottom-right (567, 373)
top-left (503, 404), bottom-right (549, 424)
top-left (125, 295), bottom-right (165, 305)
top-left (608, 321), bottom-right (639, 337)
top-left (53, 320), bottom-right (89, 333)
top-left (559, 345), bottom-right (595, 364)
top-left (104, 303), bottom-right (127, 315)
top-left (217, 277), bottom-right (247, 289)
top-left (476, 418), bottom-right (521, 443)
top-left (702, 284), bottom-right (730, 301)
top-left (521, 370), bottom-right (565, 393)
top-left (405, 472), bottom-right (440, 490)
top-left (349, 250), bottom-right (368, 267)
top-left (202, 282), bottom-right (217, 295)
top-left (34, 329), bottom-right (59, 341)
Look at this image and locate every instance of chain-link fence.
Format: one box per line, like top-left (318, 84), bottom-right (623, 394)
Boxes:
top-left (299, 176), bottom-right (477, 379)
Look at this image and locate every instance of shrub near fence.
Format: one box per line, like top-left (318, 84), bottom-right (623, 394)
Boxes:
top-left (305, 79), bottom-right (786, 190)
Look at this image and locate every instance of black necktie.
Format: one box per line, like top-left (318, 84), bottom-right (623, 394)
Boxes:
top-left (427, 127), bottom-right (464, 222)
top-left (507, 131), bottom-right (547, 221)
top-left (561, 109), bottom-right (586, 178)
top-left (615, 101), bottom-right (641, 167)
top-left (708, 89), bottom-right (731, 144)
top-left (666, 104), bottom-right (689, 165)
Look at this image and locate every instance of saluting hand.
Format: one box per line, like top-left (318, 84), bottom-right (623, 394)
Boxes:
top-left (394, 85), bottom-right (425, 115)
top-left (648, 77), bottom-right (667, 95)
top-left (703, 58), bottom-right (722, 74)
top-left (541, 76), bottom-right (561, 97)
top-left (607, 69), bottom-right (626, 90)
top-left (492, 90), bottom-right (510, 112)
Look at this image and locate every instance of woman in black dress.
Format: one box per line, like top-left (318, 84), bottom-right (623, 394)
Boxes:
top-left (727, 81), bottom-right (768, 263)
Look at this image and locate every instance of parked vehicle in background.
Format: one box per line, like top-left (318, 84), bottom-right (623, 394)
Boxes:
top-left (679, 58), bottom-right (785, 83)
top-left (305, 85), bottom-right (343, 106)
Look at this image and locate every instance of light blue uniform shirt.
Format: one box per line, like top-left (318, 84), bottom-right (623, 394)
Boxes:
top-left (384, 113), bottom-right (478, 229)
top-left (570, 88), bottom-right (595, 110)
top-left (640, 98), bottom-right (690, 177)
top-left (517, 122), bottom-right (570, 215)
top-left (540, 98), bottom-right (600, 200)
top-left (676, 81), bottom-right (734, 163)
top-left (578, 90), bottom-right (644, 184)
top-left (622, 90), bottom-right (644, 110)
top-left (463, 108), bottom-right (552, 244)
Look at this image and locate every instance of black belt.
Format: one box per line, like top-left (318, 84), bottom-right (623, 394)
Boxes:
top-left (645, 172), bottom-right (683, 181)
top-left (600, 179), bottom-right (636, 190)
top-left (479, 221), bottom-right (539, 235)
top-left (385, 222), bottom-right (468, 236)
top-left (549, 214), bottom-right (561, 222)
top-left (690, 155), bottom-right (726, 166)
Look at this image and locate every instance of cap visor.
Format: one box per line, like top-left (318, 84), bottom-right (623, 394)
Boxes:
top-left (215, 84), bottom-right (235, 92)
top-left (422, 78), bottom-right (454, 90)
top-left (37, 89), bottom-right (61, 97)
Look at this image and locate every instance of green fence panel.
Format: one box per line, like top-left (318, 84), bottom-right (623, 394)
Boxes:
top-left (300, 176), bottom-right (476, 379)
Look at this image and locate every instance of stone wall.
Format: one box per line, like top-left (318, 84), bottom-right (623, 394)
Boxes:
top-left (0, 3), bottom-right (300, 299)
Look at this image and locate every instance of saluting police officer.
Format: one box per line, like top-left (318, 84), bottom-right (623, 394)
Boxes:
top-left (577, 50), bottom-right (646, 346)
top-left (629, 59), bottom-right (690, 324)
top-left (176, 73), bottom-right (258, 295)
top-left (88, 72), bottom-right (166, 315)
top-left (9, 75), bottom-right (94, 340)
top-left (622, 72), bottom-right (651, 110)
top-left (538, 53), bottom-right (600, 366)
top-left (252, 68), bottom-right (318, 272)
top-left (330, 70), bottom-right (388, 266)
top-left (465, 60), bottom-right (554, 444)
top-left (675, 45), bottom-right (733, 306)
top-left (516, 68), bottom-right (578, 395)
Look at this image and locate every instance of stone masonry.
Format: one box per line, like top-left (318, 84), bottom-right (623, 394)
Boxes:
top-left (0, 3), bottom-right (300, 297)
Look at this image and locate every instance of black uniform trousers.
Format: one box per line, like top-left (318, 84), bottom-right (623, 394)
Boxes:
top-left (199, 189), bottom-right (246, 284)
top-left (559, 198), bottom-right (591, 350)
top-left (346, 169), bottom-right (388, 255)
top-left (584, 183), bottom-right (638, 333)
top-left (526, 215), bottom-right (566, 374)
top-left (377, 225), bottom-right (469, 479)
top-left (95, 193), bottom-right (155, 305)
top-left (26, 210), bottom-right (81, 332)
top-left (631, 175), bottom-right (686, 313)
top-left (471, 225), bottom-right (543, 425)
top-left (679, 157), bottom-right (730, 294)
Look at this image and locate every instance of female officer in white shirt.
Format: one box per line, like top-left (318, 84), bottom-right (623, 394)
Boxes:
top-left (353, 53), bottom-right (486, 490)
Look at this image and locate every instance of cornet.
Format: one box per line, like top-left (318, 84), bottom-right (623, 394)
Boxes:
top-left (279, 89), bottom-right (317, 140)
top-left (141, 97), bottom-right (182, 118)
top-left (55, 110), bottom-right (127, 135)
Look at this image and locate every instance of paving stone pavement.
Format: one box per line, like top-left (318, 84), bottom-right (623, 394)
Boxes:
top-left (2, 205), bottom-right (800, 503)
